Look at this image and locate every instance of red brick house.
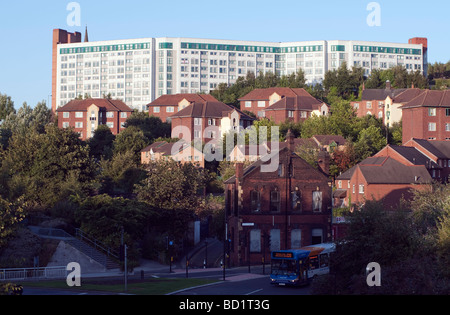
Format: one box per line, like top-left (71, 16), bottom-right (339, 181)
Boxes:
top-left (263, 95), bottom-right (329, 124)
top-left (335, 156), bottom-right (432, 211)
top-left (146, 93), bottom-right (219, 122)
top-left (401, 90), bottom-right (450, 143)
top-left (238, 87), bottom-right (328, 121)
top-left (403, 138), bottom-right (450, 183)
top-left (56, 98), bottom-right (134, 140)
top-left (351, 81), bottom-right (406, 122)
top-left (224, 131), bottom-right (332, 266)
top-left (170, 101), bottom-right (254, 146)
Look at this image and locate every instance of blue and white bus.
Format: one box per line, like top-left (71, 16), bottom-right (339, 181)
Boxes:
top-left (270, 243), bottom-right (336, 286)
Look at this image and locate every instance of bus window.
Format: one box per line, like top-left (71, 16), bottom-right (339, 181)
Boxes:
top-left (320, 253), bottom-right (329, 268)
top-left (309, 256), bottom-right (319, 270)
top-left (272, 260), bottom-right (297, 275)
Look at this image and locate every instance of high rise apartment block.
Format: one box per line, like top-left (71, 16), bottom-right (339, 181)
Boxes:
top-left (52, 29), bottom-right (428, 113)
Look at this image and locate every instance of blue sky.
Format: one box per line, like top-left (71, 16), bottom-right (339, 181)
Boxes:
top-left (0, 0), bottom-right (449, 108)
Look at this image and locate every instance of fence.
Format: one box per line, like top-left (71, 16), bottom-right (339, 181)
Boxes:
top-left (0, 266), bottom-right (68, 282)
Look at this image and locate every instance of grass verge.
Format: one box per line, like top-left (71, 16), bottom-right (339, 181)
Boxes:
top-left (22, 277), bottom-right (220, 295)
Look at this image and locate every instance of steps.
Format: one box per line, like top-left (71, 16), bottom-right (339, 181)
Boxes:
top-left (28, 226), bottom-right (120, 270)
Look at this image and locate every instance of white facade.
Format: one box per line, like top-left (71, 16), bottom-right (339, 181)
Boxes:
top-left (56, 37), bottom-right (426, 111)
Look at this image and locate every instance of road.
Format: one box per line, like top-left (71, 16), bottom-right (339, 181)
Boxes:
top-left (171, 276), bottom-right (310, 296)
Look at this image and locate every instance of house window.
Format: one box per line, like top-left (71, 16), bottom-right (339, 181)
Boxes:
top-left (245, 101), bottom-right (252, 108)
top-left (250, 229), bottom-right (261, 253)
top-left (270, 190), bottom-right (280, 212)
top-left (154, 107), bottom-right (160, 113)
top-left (250, 190), bottom-right (261, 212)
top-left (194, 130), bottom-right (200, 139)
top-left (366, 102), bottom-right (372, 109)
top-left (359, 184), bottom-right (365, 194)
top-left (446, 108), bottom-right (450, 116)
top-left (106, 112), bottom-right (114, 118)
top-left (107, 122), bottom-right (114, 129)
top-left (75, 122), bottom-right (83, 128)
top-left (63, 112), bottom-right (70, 118)
top-left (166, 106), bottom-right (175, 113)
top-left (75, 112), bottom-right (84, 118)
top-left (428, 123), bottom-right (436, 132)
top-left (62, 122), bottom-right (70, 128)
top-left (194, 118), bottom-right (201, 126)
top-left (445, 123), bottom-right (450, 132)
top-left (257, 101), bottom-right (265, 108)
top-left (288, 111), bottom-right (294, 118)
top-left (428, 108), bottom-right (436, 116)
top-left (300, 111), bottom-right (307, 118)
top-left (313, 191), bottom-right (322, 212)
top-left (121, 112), bottom-right (128, 119)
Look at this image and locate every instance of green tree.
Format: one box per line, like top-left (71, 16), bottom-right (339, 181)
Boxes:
top-left (0, 93), bottom-right (16, 120)
top-left (124, 112), bottom-right (171, 143)
top-left (88, 124), bottom-right (115, 161)
top-left (113, 126), bottom-right (149, 164)
top-left (354, 125), bottom-right (387, 160)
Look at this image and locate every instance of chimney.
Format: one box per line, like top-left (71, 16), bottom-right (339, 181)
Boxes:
top-left (317, 150), bottom-right (330, 176)
top-left (386, 80), bottom-right (391, 90)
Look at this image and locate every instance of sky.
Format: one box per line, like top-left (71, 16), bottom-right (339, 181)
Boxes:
top-left (0, 0), bottom-right (449, 109)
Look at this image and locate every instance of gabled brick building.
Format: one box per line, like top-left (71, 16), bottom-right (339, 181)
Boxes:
top-left (401, 90), bottom-right (450, 143)
top-left (146, 93), bottom-right (219, 122)
top-left (56, 98), bottom-right (134, 140)
top-left (238, 87), bottom-right (328, 123)
top-left (224, 132), bottom-right (332, 266)
top-left (170, 101), bottom-right (254, 146)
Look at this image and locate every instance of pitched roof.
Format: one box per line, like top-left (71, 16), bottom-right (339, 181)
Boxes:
top-left (337, 156), bottom-right (432, 184)
top-left (313, 135), bottom-right (347, 146)
top-left (361, 88), bottom-right (406, 101)
top-left (382, 145), bottom-right (440, 168)
top-left (392, 88), bottom-right (426, 103)
top-left (147, 94), bottom-right (218, 107)
top-left (141, 140), bottom-right (201, 156)
top-left (56, 98), bottom-right (133, 112)
top-left (264, 95), bottom-right (324, 111)
top-left (401, 90), bottom-right (450, 109)
top-left (408, 138), bottom-right (450, 159)
top-left (238, 88), bottom-right (313, 101)
top-left (170, 101), bottom-right (254, 120)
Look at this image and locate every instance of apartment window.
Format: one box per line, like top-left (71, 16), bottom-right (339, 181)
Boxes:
top-left (270, 229), bottom-right (281, 252)
top-left (291, 189), bottom-right (302, 212)
top-left (63, 112), bottom-right (70, 119)
top-left (429, 108), bottom-right (436, 116)
top-left (428, 123), bottom-right (436, 132)
top-left (270, 190), bottom-right (281, 212)
top-left (250, 190), bottom-right (261, 212)
top-left (313, 191), bottom-right (322, 212)
top-left (291, 229), bottom-right (302, 249)
top-left (445, 123), bottom-right (450, 132)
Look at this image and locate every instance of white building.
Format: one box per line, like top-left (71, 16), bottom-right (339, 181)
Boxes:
top-left (53, 29), bottom-right (427, 112)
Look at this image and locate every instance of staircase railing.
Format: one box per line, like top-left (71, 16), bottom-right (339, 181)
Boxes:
top-left (75, 229), bottom-right (119, 261)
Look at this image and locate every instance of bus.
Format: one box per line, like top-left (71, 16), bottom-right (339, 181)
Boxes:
top-left (270, 243), bottom-right (335, 286)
